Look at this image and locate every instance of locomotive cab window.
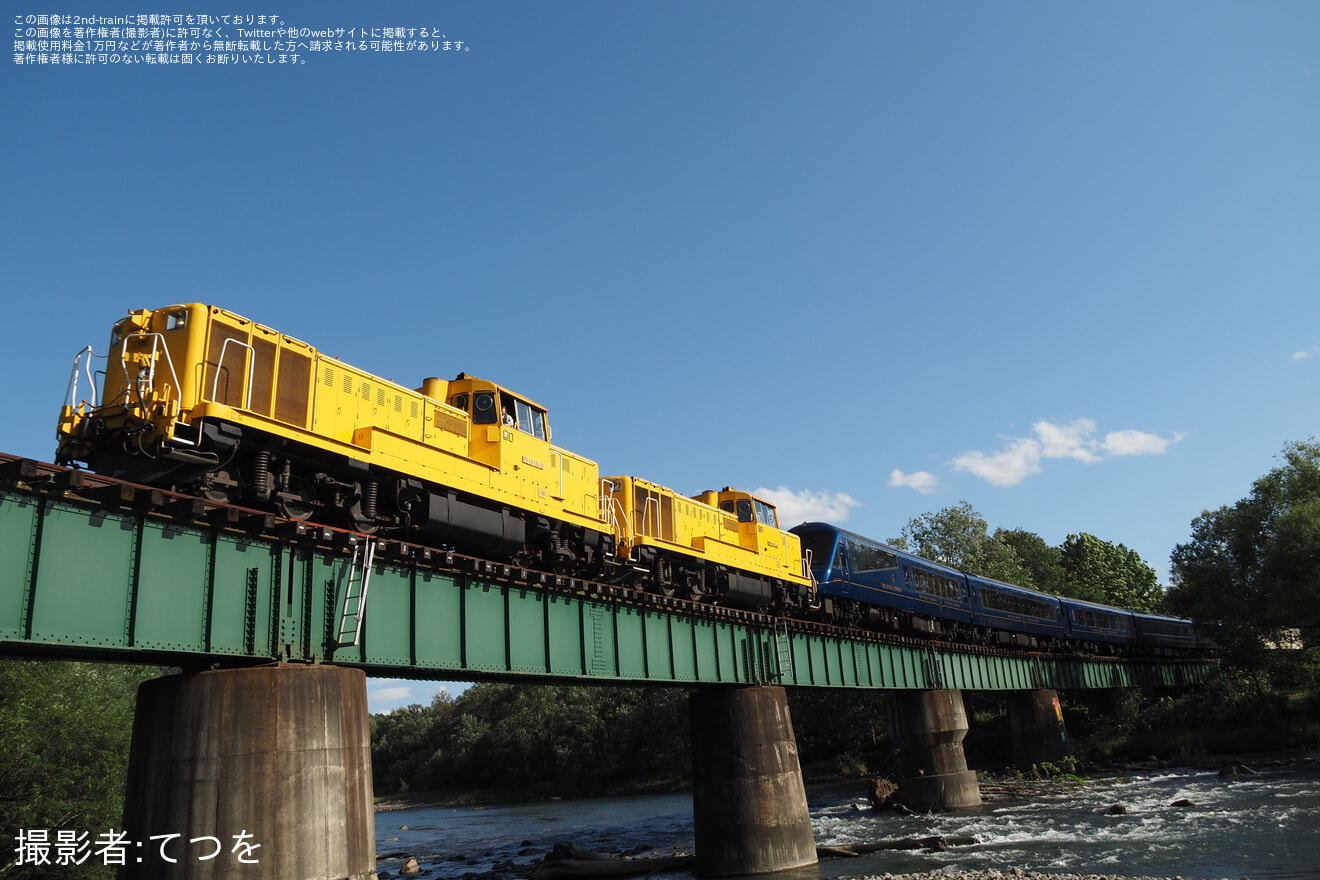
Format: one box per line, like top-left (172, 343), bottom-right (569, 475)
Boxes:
top-left (721, 500), bottom-right (756, 523)
top-left (511, 398), bottom-right (547, 440)
top-left (472, 391), bottom-right (497, 424)
top-left (754, 500), bottom-right (778, 527)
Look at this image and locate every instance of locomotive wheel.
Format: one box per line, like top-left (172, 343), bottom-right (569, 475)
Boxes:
top-left (344, 500), bottom-right (379, 534)
top-left (199, 467), bottom-right (239, 504)
top-left (278, 497), bottom-right (315, 521)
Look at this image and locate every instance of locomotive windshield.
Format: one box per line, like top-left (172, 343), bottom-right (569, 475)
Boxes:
top-left (456, 388), bottom-right (549, 440)
top-left (795, 529), bottom-right (844, 575)
top-left (720, 498), bottom-right (779, 527)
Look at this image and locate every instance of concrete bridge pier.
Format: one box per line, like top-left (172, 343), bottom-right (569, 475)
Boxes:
top-left (120, 664), bottom-right (376, 880)
top-left (886, 689), bottom-right (982, 810)
top-left (688, 686), bottom-right (818, 877)
top-left (1007, 688), bottom-right (1071, 770)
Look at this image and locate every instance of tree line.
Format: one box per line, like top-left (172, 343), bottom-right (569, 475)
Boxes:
top-left (370, 683), bottom-right (692, 797)
top-left (889, 500), bottom-right (1166, 612)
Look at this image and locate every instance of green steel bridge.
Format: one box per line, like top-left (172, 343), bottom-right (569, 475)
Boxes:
top-left (0, 455), bottom-right (1211, 691)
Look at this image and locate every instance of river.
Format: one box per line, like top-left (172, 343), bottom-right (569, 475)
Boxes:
top-left (375, 759), bottom-right (1320, 880)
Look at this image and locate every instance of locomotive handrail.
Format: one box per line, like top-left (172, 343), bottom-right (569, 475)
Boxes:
top-left (63, 345), bottom-right (105, 408)
top-left (802, 548), bottom-right (820, 609)
top-left (600, 481), bottom-right (635, 547)
top-left (640, 494), bottom-right (659, 539)
top-left (121, 332), bottom-right (183, 417)
top-left (210, 338), bottom-right (256, 410)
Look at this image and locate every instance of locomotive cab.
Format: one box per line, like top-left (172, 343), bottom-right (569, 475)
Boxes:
top-left (691, 488), bottom-right (801, 561)
top-left (442, 373), bottom-right (556, 477)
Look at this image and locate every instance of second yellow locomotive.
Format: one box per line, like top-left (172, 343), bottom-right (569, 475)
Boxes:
top-left (56, 304), bottom-right (814, 610)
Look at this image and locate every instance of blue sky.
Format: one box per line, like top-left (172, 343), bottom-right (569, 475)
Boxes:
top-left (4, 1), bottom-right (1317, 712)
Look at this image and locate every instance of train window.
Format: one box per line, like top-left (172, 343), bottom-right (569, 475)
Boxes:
top-left (833, 542), bottom-right (847, 572)
top-left (912, 569), bottom-right (962, 600)
top-left (473, 392), bottom-right (497, 424)
top-left (736, 500), bottom-right (754, 522)
top-left (754, 500), bottom-right (778, 527)
top-left (982, 588), bottom-right (1056, 620)
top-left (847, 540), bottom-right (898, 571)
top-left (451, 393), bottom-right (469, 412)
top-left (531, 409), bottom-right (546, 440)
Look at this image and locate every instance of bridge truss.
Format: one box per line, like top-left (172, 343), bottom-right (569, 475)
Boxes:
top-left (0, 455), bottom-right (1211, 690)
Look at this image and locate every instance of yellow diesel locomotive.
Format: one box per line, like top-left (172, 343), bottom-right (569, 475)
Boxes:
top-left (56, 304), bottom-right (815, 611)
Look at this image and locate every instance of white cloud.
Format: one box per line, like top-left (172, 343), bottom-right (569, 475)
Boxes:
top-left (1034, 418), bottom-right (1101, 462)
top-left (1101, 429), bottom-right (1182, 456)
top-left (1294, 348), bottom-right (1318, 361)
top-left (754, 486), bottom-right (861, 525)
top-left (889, 469), bottom-right (940, 494)
top-left (952, 419), bottom-right (1181, 487)
top-left (369, 685), bottom-right (413, 704)
top-left (951, 438), bottom-right (1043, 487)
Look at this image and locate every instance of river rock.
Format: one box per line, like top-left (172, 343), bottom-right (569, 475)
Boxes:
top-left (1171, 798), bottom-right (1197, 808)
top-left (869, 777), bottom-right (899, 808)
top-left (1105, 803), bottom-right (1127, 815)
top-left (401, 858), bottom-right (421, 875)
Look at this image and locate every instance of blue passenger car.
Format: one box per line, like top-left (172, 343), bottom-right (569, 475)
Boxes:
top-left (791, 523), bottom-right (971, 632)
top-left (1060, 597), bottom-right (1136, 646)
top-left (1131, 612), bottom-right (1198, 650)
top-left (968, 574), bottom-right (1065, 643)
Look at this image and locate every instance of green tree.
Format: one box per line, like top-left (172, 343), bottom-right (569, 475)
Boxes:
top-left (898, 501), bottom-right (1034, 585)
top-left (995, 528), bottom-right (1066, 594)
top-left (370, 682), bottom-right (693, 797)
top-left (1169, 439), bottom-right (1320, 657)
top-left (0, 660), bottom-right (158, 880)
top-left (1058, 532), bottom-right (1164, 612)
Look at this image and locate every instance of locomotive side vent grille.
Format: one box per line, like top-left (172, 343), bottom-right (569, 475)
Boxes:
top-left (250, 338), bottom-right (277, 415)
top-left (274, 350), bottom-right (311, 428)
top-left (434, 410), bottom-right (466, 436)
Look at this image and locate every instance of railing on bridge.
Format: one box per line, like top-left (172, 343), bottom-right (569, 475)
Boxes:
top-left (0, 460), bottom-right (1212, 690)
